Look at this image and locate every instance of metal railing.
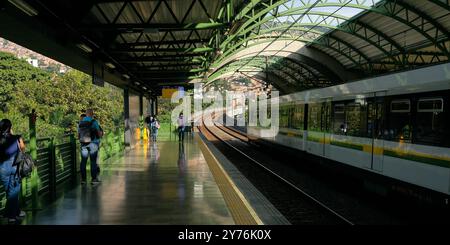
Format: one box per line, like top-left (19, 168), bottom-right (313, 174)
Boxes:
top-left (1, 129), bottom-right (124, 213)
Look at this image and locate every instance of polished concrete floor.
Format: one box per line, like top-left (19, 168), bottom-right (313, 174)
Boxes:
top-left (22, 136), bottom-right (234, 225)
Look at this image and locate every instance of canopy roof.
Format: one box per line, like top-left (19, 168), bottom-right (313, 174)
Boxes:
top-left (1, 0), bottom-right (449, 95)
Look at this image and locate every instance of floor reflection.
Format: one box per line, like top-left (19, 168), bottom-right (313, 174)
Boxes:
top-left (25, 137), bottom-right (234, 225)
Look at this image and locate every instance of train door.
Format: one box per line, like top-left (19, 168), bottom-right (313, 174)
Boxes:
top-left (322, 100), bottom-right (332, 157)
top-left (368, 92), bottom-right (385, 172)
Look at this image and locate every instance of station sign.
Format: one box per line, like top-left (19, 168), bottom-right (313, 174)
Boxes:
top-left (162, 86), bottom-right (184, 99)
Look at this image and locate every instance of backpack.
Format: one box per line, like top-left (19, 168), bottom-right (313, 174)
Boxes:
top-left (15, 150), bottom-right (34, 178)
top-left (79, 120), bottom-right (95, 143)
top-left (13, 139), bottom-right (34, 178)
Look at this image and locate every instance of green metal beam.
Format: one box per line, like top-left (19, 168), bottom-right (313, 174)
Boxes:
top-left (231, 59), bottom-right (303, 86)
top-left (119, 55), bottom-right (206, 63)
top-left (222, 1), bottom-right (371, 49)
top-left (134, 69), bottom-right (206, 74)
top-left (211, 54), bottom-right (332, 89)
top-left (132, 63), bottom-right (203, 69)
top-left (77, 23), bottom-right (228, 32)
top-left (367, 0), bottom-right (450, 57)
top-left (115, 39), bottom-right (209, 47)
top-left (214, 33), bottom-right (367, 70)
top-left (236, 11), bottom-right (350, 38)
top-left (110, 47), bottom-right (215, 53)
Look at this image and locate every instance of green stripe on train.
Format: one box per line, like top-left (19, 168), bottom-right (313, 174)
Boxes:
top-left (278, 131), bottom-right (303, 138)
top-left (384, 150), bottom-right (450, 169)
top-left (330, 141), bottom-right (364, 151)
top-left (307, 136), bottom-right (321, 143)
top-left (306, 138), bottom-right (450, 168)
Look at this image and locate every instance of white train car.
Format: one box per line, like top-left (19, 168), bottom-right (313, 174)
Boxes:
top-left (247, 62), bottom-right (450, 196)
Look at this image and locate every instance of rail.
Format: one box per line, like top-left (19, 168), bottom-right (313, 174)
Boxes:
top-left (0, 128), bottom-right (124, 213)
top-left (202, 120), bottom-right (354, 225)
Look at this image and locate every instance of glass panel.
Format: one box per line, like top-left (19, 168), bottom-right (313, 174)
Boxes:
top-left (385, 99), bottom-right (411, 142)
top-left (291, 104), bottom-right (304, 130)
top-left (391, 100), bottom-right (410, 112)
top-left (332, 103), bottom-right (346, 134)
top-left (308, 103), bottom-right (321, 131)
top-left (279, 105), bottom-right (290, 128)
top-left (346, 103), bottom-right (363, 137)
top-left (417, 98), bottom-right (443, 112)
top-left (367, 101), bottom-right (384, 138)
top-left (415, 97), bottom-right (448, 147)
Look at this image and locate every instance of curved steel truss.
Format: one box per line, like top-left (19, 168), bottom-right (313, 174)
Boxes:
top-left (209, 0), bottom-right (450, 92)
top-left (2, 0), bottom-right (450, 94)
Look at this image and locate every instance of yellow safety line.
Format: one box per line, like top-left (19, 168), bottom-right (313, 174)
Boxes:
top-left (195, 132), bottom-right (264, 225)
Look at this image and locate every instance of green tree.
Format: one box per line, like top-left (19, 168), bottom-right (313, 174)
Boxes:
top-left (0, 51), bottom-right (124, 139)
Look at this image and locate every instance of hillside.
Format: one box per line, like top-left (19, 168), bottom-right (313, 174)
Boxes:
top-left (0, 37), bottom-right (69, 73)
top-left (0, 51), bottom-right (124, 139)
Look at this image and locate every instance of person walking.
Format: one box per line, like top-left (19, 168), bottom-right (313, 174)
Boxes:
top-left (151, 116), bottom-right (160, 142)
top-left (0, 119), bottom-right (26, 224)
top-left (177, 113), bottom-right (185, 142)
top-left (78, 109), bottom-right (103, 185)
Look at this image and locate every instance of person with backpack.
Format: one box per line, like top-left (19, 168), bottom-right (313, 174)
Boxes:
top-left (151, 116), bottom-right (160, 142)
top-left (78, 109), bottom-right (103, 185)
top-left (0, 119), bottom-right (26, 223)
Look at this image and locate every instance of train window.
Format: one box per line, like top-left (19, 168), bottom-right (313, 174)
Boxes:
top-left (332, 103), bottom-right (345, 134)
top-left (391, 100), bottom-right (410, 113)
top-left (417, 98), bottom-right (443, 112)
top-left (291, 104), bottom-right (304, 130)
top-left (367, 101), bottom-right (384, 139)
top-left (308, 103), bottom-right (322, 131)
top-left (345, 103), bottom-right (367, 137)
top-left (415, 97), bottom-right (448, 147)
top-left (386, 99), bottom-right (411, 142)
top-left (279, 105), bottom-right (290, 128)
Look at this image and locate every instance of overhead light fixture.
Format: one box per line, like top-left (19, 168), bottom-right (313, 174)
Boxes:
top-left (105, 62), bottom-right (115, 69)
top-left (123, 74), bottom-right (130, 79)
top-left (134, 81), bottom-right (140, 85)
top-left (8, 0), bottom-right (38, 16)
top-left (142, 86), bottom-right (147, 90)
top-left (76, 43), bottom-right (92, 53)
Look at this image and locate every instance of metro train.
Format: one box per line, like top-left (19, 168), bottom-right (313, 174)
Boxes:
top-left (244, 63), bottom-right (450, 198)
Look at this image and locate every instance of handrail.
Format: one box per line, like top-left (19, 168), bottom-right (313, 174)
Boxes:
top-left (1, 129), bottom-right (124, 214)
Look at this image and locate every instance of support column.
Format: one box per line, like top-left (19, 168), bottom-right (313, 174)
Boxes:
top-left (139, 94), bottom-right (144, 141)
top-left (28, 109), bottom-right (40, 209)
top-left (124, 88), bottom-right (131, 148)
top-left (149, 98), bottom-right (153, 116)
top-left (149, 98), bottom-right (153, 115)
top-left (155, 97), bottom-right (158, 115)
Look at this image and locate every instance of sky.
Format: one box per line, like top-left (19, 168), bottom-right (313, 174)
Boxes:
top-left (271, 0), bottom-right (382, 24)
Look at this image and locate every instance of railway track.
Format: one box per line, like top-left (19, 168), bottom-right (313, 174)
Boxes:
top-left (199, 120), bottom-right (354, 225)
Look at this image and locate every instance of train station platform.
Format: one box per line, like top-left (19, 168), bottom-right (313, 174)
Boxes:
top-left (18, 135), bottom-right (238, 225)
top-left (6, 132), bottom-right (284, 225)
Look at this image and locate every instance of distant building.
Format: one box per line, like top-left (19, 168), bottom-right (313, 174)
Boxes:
top-left (26, 58), bottom-right (39, 67)
top-left (59, 66), bottom-right (68, 73)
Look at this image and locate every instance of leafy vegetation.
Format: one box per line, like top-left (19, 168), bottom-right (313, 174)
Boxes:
top-left (0, 51), bottom-right (124, 139)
